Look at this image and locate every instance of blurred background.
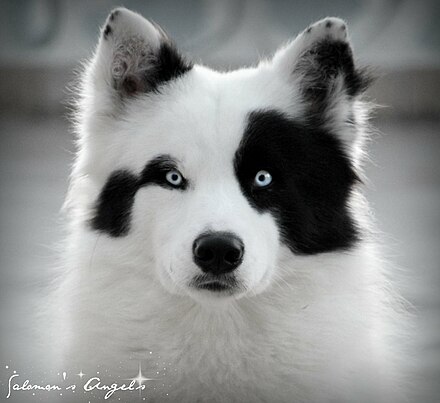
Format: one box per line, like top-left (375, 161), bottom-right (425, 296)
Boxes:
top-left (0, 0), bottom-right (439, 402)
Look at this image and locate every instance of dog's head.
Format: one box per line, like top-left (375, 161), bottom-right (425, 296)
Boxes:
top-left (69, 8), bottom-right (371, 302)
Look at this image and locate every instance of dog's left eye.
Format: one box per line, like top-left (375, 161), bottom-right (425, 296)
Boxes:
top-left (165, 170), bottom-right (184, 187)
top-left (254, 170), bottom-right (272, 188)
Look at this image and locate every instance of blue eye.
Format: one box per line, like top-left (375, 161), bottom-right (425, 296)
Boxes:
top-left (166, 170), bottom-right (183, 187)
top-left (254, 170), bottom-right (272, 187)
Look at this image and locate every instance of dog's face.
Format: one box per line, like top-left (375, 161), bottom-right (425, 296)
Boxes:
top-left (72, 8), bottom-right (370, 302)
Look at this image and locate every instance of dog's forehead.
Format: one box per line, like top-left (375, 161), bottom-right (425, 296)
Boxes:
top-left (122, 64), bottom-right (297, 171)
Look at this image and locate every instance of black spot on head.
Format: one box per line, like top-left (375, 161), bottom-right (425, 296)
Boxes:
top-left (306, 27), bottom-right (312, 33)
top-left (109, 10), bottom-right (119, 21)
top-left (103, 24), bottom-right (112, 38)
top-left (91, 155), bottom-right (187, 237)
top-left (326, 21), bottom-right (332, 28)
top-left (147, 41), bottom-right (193, 93)
top-left (116, 40), bottom-right (193, 97)
top-left (234, 110), bottom-right (360, 255)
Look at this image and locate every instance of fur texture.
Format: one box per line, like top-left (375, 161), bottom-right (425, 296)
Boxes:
top-left (52, 8), bottom-right (408, 402)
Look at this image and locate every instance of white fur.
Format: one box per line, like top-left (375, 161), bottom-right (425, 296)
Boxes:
top-left (50, 9), bottom-right (409, 402)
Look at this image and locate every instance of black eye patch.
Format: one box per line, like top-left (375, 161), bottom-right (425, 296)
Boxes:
top-left (91, 155), bottom-right (186, 237)
top-left (234, 109), bottom-right (360, 255)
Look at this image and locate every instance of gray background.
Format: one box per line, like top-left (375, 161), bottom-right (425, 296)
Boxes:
top-left (0, 0), bottom-right (439, 402)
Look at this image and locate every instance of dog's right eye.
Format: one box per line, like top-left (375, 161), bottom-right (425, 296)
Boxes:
top-left (165, 170), bottom-right (184, 188)
top-left (254, 170), bottom-right (272, 188)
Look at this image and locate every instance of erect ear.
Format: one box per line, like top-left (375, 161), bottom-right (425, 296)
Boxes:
top-left (88, 7), bottom-right (192, 100)
top-left (271, 17), bottom-right (372, 134)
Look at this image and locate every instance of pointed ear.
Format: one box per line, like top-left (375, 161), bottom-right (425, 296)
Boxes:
top-left (88, 8), bottom-right (192, 99)
top-left (272, 17), bottom-right (372, 131)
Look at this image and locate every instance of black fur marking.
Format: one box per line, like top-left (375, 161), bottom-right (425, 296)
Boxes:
top-left (138, 155), bottom-right (188, 191)
top-left (103, 24), bottom-right (112, 38)
top-left (109, 10), bottom-right (119, 21)
top-left (91, 155), bottom-right (187, 237)
top-left (115, 41), bottom-right (193, 97)
top-left (295, 40), bottom-right (373, 122)
top-left (234, 110), bottom-right (360, 255)
top-left (326, 21), bottom-right (332, 28)
top-left (91, 170), bottom-right (138, 237)
top-left (311, 40), bottom-right (371, 97)
top-left (306, 27), bottom-right (312, 33)
top-left (145, 41), bottom-right (193, 93)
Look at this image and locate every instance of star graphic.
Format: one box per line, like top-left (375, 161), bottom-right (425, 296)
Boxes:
top-left (77, 370), bottom-right (86, 379)
top-left (128, 363), bottom-right (154, 396)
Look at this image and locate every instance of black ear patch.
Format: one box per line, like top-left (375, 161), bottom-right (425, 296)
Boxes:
top-left (112, 40), bottom-right (192, 97)
top-left (234, 109), bottom-right (360, 255)
top-left (295, 40), bottom-right (373, 122)
top-left (91, 155), bottom-right (187, 237)
top-left (152, 42), bottom-right (193, 89)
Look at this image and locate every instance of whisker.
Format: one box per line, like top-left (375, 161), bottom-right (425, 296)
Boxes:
top-left (88, 233), bottom-right (101, 271)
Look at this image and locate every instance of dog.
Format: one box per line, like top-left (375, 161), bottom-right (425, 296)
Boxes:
top-left (52, 7), bottom-right (408, 402)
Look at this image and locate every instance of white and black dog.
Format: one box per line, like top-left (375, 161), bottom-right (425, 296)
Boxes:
top-left (52, 7), bottom-right (408, 402)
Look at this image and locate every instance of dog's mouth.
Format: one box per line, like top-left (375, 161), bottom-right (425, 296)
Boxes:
top-left (190, 274), bottom-right (239, 293)
top-left (197, 281), bottom-right (231, 292)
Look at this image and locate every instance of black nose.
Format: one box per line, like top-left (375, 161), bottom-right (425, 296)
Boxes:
top-left (193, 232), bottom-right (244, 275)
